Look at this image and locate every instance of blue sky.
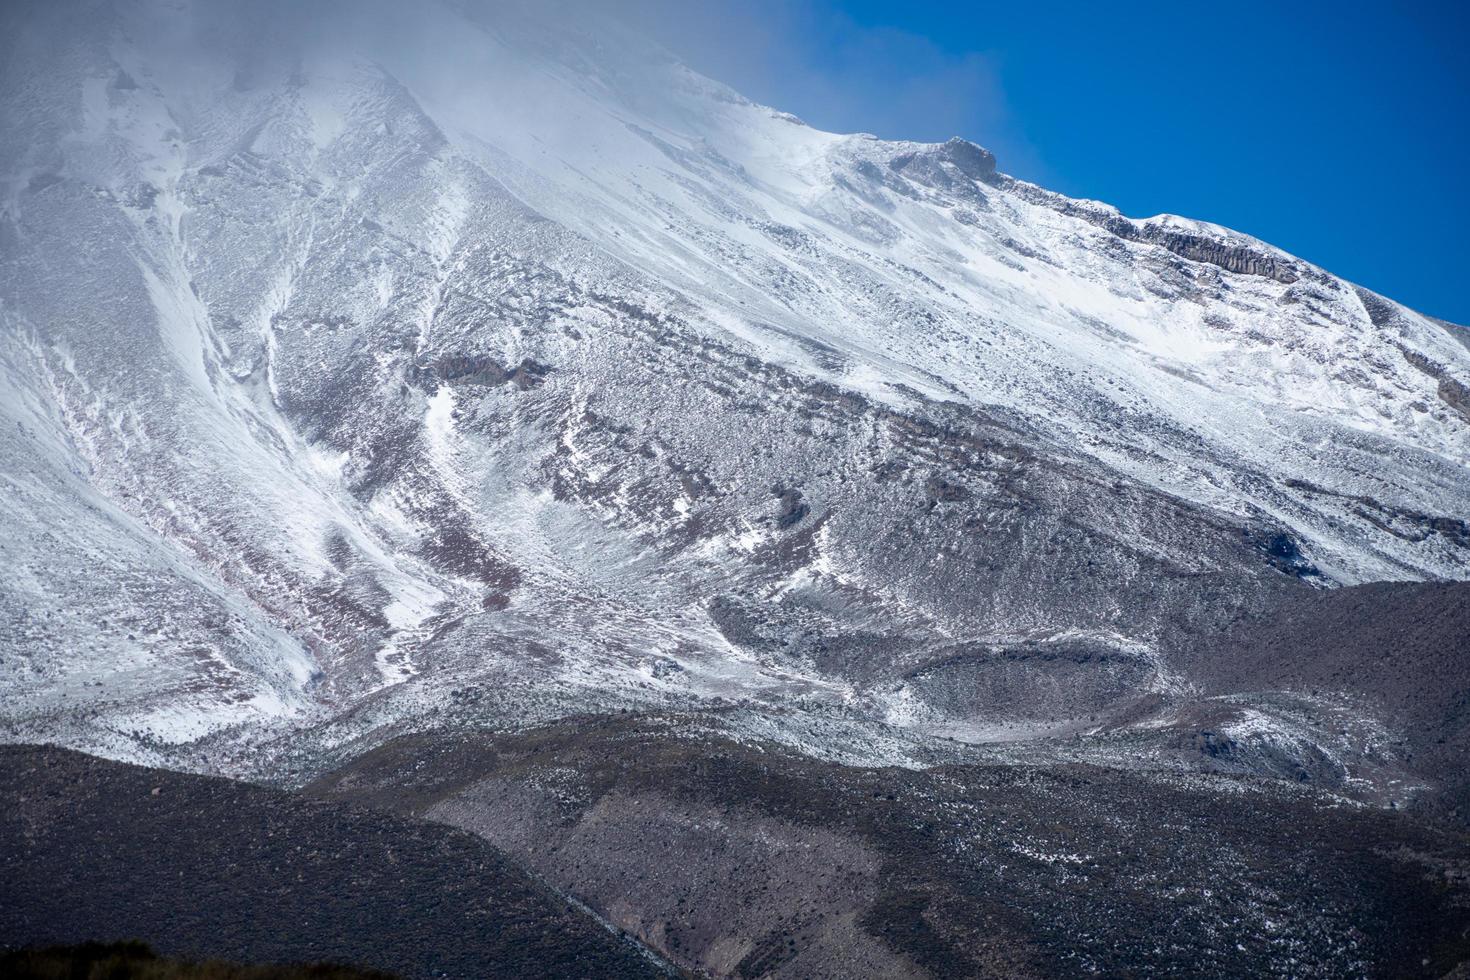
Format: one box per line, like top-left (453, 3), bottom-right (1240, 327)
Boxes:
top-left (627, 1), bottom-right (1469, 323)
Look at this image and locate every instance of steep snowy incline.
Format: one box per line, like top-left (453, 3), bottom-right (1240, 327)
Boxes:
top-left (1, 0), bottom-right (1467, 787)
top-left (372, 0), bottom-right (1470, 585)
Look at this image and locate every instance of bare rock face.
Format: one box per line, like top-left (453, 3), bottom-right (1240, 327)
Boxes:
top-left (938, 136), bottom-right (999, 178)
top-left (891, 136), bottom-right (998, 185)
top-left (990, 175), bottom-right (1303, 283)
top-left (1399, 345), bottom-right (1470, 423)
top-left (1124, 221), bottom-right (1300, 282)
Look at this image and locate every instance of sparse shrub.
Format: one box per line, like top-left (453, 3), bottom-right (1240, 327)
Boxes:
top-left (0, 942), bottom-right (396, 980)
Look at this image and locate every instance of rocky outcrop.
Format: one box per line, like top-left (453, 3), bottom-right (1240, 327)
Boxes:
top-left (890, 136), bottom-right (997, 182)
top-left (1115, 219), bottom-right (1298, 281)
top-left (994, 175), bottom-right (1301, 283)
top-left (771, 485), bottom-right (808, 528)
top-left (888, 138), bottom-right (996, 204)
top-left (412, 355), bottom-right (551, 389)
top-left (1398, 344), bottom-right (1470, 424)
top-left (885, 136), bottom-right (1303, 284)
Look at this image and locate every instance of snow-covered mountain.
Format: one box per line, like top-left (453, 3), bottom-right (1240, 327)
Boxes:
top-left (2, 0), bottom-right (1467, 800)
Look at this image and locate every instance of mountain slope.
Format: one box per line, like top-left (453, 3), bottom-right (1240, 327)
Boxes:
top-left (0, 744), bottom-right (666, 978)
top-left (308, 717), bottom-right (1470, 978)
top-left (1, 0), bottom-right (1467, 813)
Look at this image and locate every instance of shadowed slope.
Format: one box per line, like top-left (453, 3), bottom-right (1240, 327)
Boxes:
top-left (0, 746), bottom-right (667, 980)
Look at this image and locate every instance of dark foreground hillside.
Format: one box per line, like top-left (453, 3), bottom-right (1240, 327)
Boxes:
top-left (0, 746), bottom-right (665, 980)
top-left (5, 725), bottom-right (1470, 979)
top-left (314, 716), bottom-right (1470, 979)
top-left (0, 941), bottom-right (392, 979)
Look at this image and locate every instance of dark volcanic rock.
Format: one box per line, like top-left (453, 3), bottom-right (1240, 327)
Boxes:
top-left (311, 717), bottom-right (1470, 980)
top-left (0, 746), bottom-right (665, 980)
top-left (1183, 579), bottom-right (1470, 821)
